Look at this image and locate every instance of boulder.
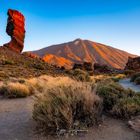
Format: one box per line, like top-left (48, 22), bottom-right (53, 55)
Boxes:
top-left (73, 62), bottom-right (94, 72)
top-left (4, 9), bottom-right (25, 53)
top-left (94, 63), bottom-right (121, 74)
top-left (128, 115), bottom-right (140, 133)
top-left (22, 52), bottom-right (40, 59)
top-left (125, 57), bottom-right (140, 71)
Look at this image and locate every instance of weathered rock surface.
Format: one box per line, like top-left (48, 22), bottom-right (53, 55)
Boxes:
top-left (22, 52), bottom-right (40, 59)
top-left (94, 63), bottom-right (121, 74)
top-left (72, 62), bottom-right (122, 74)
top-left (125, 57), bottom-right (140, 71)
top-left (73, 62), bottom-right (94, 72)
top-left (4, 9), bottom-right (25, 53)
top-left (128, 116), bottom-right (140, 133)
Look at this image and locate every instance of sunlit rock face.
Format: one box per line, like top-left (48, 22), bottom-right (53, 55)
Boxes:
top-left (4, 9), bottom-right (25, 53)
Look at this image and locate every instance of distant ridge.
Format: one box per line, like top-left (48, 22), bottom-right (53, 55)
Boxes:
top-left (32, 39), bottom-right (137, 69)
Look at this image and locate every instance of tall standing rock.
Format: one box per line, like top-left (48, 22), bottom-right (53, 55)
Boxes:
top-left (4, 9), bottom-right (25, 53)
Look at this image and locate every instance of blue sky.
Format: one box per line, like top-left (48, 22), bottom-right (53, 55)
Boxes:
top-left (0, 0), bottom-right (140, 54)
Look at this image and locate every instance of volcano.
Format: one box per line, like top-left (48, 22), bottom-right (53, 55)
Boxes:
top-left (32, 39), bottom-right (136, 69)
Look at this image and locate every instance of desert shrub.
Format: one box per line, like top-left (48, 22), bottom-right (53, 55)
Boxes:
top-left (33, 82), bottom-right (102, 135)
top-left (112, 96), bottom-right (140, 118)
top-left (96, 80), bottom-right (140, 118)
top-left (18, 79), bottom-right (26, 84)
top-left (26, 78), bottom-right (44, 93)
top-left (134, 77), bottom-right (140, 85)
top-left (97, 81), bottom-right (125, 110)
top-left (111, 74), bottom-right (126, 82)
top-left (115, 74), bottom-right (126, 79)
top-left (69, 69), bottom-right (91, 82)
top-left (130, 72), bottom-right (140, 82)
top-left (0, 82), bottom-right (32, 98)
top-left (124, 70), bottom-right (135, 76)
top-left (90, 75), bottom-right (110, 83)
top-left (2, 59), bottom-right (14, 65)
top-left (26, 75), bottom-right (89, 95)
top-left (111, 77), bottom-right (120, 82)
top-left (33, 63), bottom-right (45, 70)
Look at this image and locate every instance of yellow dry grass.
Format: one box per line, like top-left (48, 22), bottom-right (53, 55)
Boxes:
top-left (33, 77), bottom-right (102, 134)
top-left (0, 82), bottom-right (30, 98)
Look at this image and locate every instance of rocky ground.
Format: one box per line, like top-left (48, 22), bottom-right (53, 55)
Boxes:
top-left (119, 78), bottom-right (140, 133)
top-left (0, 47), bottom-right (64, 81)
top-left (0, 96), bottom-right (139, 140)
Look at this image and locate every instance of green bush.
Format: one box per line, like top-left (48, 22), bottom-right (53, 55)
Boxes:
top-left (97, 81), bottom-right (126, 111)
top-left (111, 77), bottom-right (120, 82)
top-left (112, 96), bottom-right (140, 118)
top-left (96, 80), bottom-right (140, 118)
top-left (134, 77), bottom-right (140, 85)
top-left (69, 69), bottom-right (91, 82)
top-left (2, 59), bottom-right (14, 65)
top-left (33, 82), bottom-right (102, 135)
top-left (130, 73), bottom-right (140, 82)
top-left (124, 70), bottom-right (135, 76)
top-left (33, 63), bottom-right (45, 70)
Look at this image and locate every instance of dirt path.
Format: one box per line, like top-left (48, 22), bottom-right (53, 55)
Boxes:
top-left (119, 78), bottom-right (140, 92)
top-left (0, 97), bottom-right (36, 140)
top-left (0, 97), bottom-right (139, 140)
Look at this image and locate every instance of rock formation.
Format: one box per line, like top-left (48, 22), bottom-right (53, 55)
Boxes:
top-left (125, 57), bottom-right (140, 71)
top-left (128, 115), bottom-right (140, 133)
top-left (94, 63), bottom-right (121, 74)
top-left (22, 52), bottom-right (40, 59)
top-left (73, 62), bottom-right (94, 72)
top-left (4, 9), bottom-right (25, 53)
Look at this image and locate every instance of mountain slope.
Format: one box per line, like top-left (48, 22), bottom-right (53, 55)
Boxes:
top-left (32, 39), bottom-right (136, 69)
top-left (42, 54), bottom-right (73, 69)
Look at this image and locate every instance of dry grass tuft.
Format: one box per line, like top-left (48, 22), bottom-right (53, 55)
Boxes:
top-left (90, 74), bottom-right (126, 83)
top-left (0, 82), bottom-right (31, 98)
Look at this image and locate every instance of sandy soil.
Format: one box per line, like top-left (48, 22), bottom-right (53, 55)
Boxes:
top-left (0, 96), bottom-right (139, 140)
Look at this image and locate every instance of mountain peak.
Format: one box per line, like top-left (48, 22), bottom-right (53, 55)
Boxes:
top-left (74, 38), bottom-right (83, 42)
top-left (32, 39), bottom-right (136, 69)
top-left (73, 38), bottom-right (83, 45)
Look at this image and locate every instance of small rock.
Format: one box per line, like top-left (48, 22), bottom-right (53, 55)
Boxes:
top-left (128, 116), bottom-right (140, 133)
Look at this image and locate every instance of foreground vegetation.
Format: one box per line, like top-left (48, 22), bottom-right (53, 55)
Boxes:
top-left (68, 69), bottom-right (91, 82)
top-left (97, 80), bottom-right (140, 118)
top-left (0, 71), bottom-right (139, 135)
top-left (130, 72), bottom-right (140, 85)
top-left (33, 77), bottom-right (102, 134)
top-left (0, 82), bottom-right (32, 98)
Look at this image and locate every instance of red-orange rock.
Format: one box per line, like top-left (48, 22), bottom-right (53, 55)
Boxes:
top-left (22, 52), bottom-right (40, 59)
top-left (4, 9), bottom-right (25, 53)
